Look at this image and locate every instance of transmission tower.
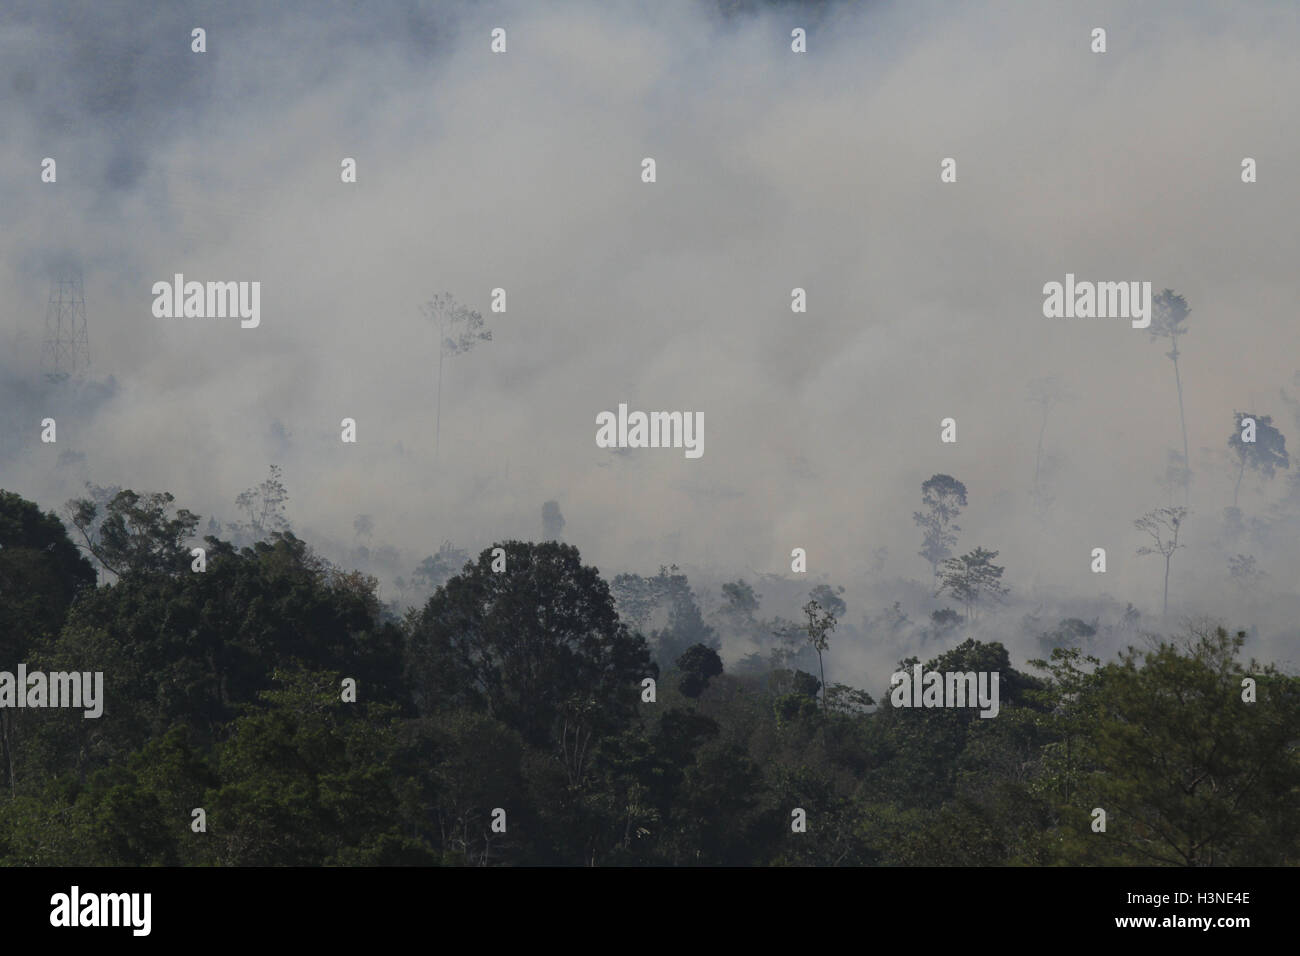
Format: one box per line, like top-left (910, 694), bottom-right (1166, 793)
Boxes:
top-left (41, 267), bottom-right (90, 382)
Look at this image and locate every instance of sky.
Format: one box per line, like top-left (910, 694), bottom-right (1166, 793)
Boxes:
top-left (3, 0), bottom-right (1298, 685)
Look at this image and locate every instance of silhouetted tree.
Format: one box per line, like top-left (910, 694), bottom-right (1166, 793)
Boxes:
top-left (542, 500), bottom-right (565, 540)
top-left (421, 292), bottom-right (491, 460)
top-left (676, 644), bottom-right (723, 698)
top-left (913, 474), bottom-right (967, 577)
top-left (1135, 506), bottom-right (1189, 616)
top-left (936, 547), bottom-right (1008, 622)
top-left (1149, 290), bottom-right (1192, 502)
top-left (1227, 412), bottom-right (1288, 508)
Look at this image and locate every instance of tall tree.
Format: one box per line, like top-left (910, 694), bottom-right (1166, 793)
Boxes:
top-left (1227, 411), bottom-right (1288, 508)
top-left (421, 292), bottom-right (491, 460)
top-left (1026, 376), bottom-right (1070, 514)
top-left (542, 500), bottom-right (565, 540)
top-left (1134, 506), bottom-right (1189, 616)
top-left (936, 547), bottom-right (1008, 622)
top-left (775, 599), bottom-right (836, 712)
top-left (913, 474), bottom-right (968, 578)
top-left (1148, 290), bottom-right (1192, 503)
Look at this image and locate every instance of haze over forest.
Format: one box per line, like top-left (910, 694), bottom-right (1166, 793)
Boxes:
top-left (4, 0), bottom-right (1300, 694)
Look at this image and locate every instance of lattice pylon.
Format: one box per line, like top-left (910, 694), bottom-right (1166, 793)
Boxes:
top-left (41, 267), bottom-right (90, 381)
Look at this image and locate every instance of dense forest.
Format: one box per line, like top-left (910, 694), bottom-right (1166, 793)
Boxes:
top-left (0, 485), bottom-right (1295, 866)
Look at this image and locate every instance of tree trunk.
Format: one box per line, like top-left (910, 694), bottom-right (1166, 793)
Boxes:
top-left (1172, 344), bottom-right (1190, 504)
top-left (1233, 458), bottom-right (1246, 509)
top-left (1163, 554), bottom-right (1172, 616)
top-left (434, 324), bottom-right (445, 461)
top-left (1034, 408), bottom-right (1049, 487)
top-left (817, 650), bottom-right (826, 714)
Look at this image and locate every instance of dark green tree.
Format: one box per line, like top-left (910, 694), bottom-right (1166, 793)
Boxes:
top-left (66, 488), bottom-right (198, 578)
top-left (404, 541), bottom-right (653, 750)
top-left (676, 643), bottom-right (723, 698)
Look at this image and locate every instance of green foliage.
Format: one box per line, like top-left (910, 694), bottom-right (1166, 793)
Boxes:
top-left (1, 485), bottom-right (1295, 867)
top-left (404, 541), bottom-right (653, 749)
top-left (1033, 626), bottom-right (1300, 865)
top-left (675, 643), bottom-right (723, 698)
top-left (0, 490), bottom-right (96, 655)
top-left (609, 564), bottom-right (716, 666)
top-left (66, 488), bottom-right (199, 578)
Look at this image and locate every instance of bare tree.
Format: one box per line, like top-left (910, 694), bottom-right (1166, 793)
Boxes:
top-left (1026, 376), bottom-right (1071, 513)
top-left (234, 465), bottom-right (290, 539)
top-left (421, 292), bottom-right (491, 459)
top-left (1135, 506), bottom-right (1190, 616)
top-left (775, 599), bottom-right (836, 713)
top-left (1148, 291), bottom-right (1192, 503)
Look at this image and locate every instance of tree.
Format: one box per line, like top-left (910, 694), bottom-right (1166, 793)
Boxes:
top-left (421, 292), bottom-right (491, 460)
top-left (926, 607), bottom-right (962, 642)
top-left (675, 644), bottom-right (723, 698)
top-left (208, 668), bottom-right (410, 866)
top-left (411, 541), bottom-right (470, 594)
top-left (913, 474), bottom-right (968, 578)
top-left (718, 579), bottom-right (761, 631)
top-left (1227, 553), bottom-right (1265, 594)
top-left (1035, 625), bottom-right (1300, 865)
top-left (404, 541), bottom-right (653, 750)
top-left (0, 490), bottom-right (97, 795)
top-left (234, 465), bottom-right (290, 540)
top-left (1026, 376), bottom-right (1071, 514)
top-left (936, 548), bottom-right (1008, 622)
top-left (1037, 617), bottom-right (1098, 656)
top-left (1148, 290), bottom-right (1192, 503)
top-left (66, 488), bottom-right (199, 578)
top-left (776, 599), bottom-right (836, 712)
top-left (33, 529), bottom-right (405, 781)
top-left (611, 573), bottom-right (658, 632)
top-left (1134, 506), bottom-right (1189, 616)
top-left (353, 514), bottom-right (374, 540)
top-left (1227, 412), bottom-right (1288, 508)
top-left (609, 565), bottom-right (716, 665)
top-left (808, 583), bottom-right (846, 619)
top-left (1157, 449), bottom-right (1191, 507)
top-left (0, 490), bottom-right (96, 649)
top-left (542, 500), bottom-right (565, 540)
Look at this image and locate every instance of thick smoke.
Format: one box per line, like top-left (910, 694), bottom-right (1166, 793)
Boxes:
top-left (2, 0), bottom-right (1298, 689)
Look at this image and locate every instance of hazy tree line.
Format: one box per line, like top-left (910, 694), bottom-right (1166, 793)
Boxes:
top-left (0, 479), bottom-right (1295, 866)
